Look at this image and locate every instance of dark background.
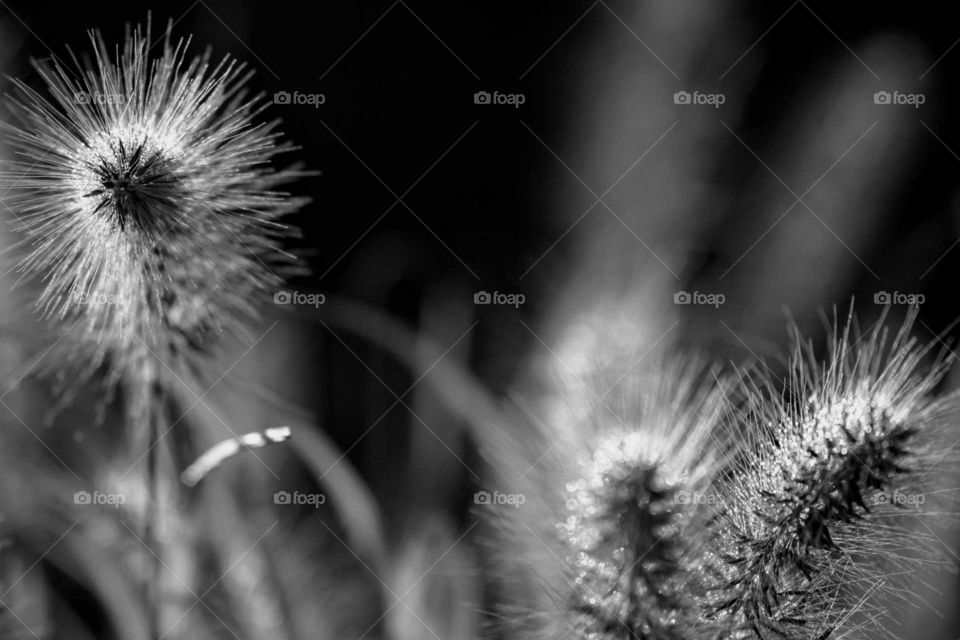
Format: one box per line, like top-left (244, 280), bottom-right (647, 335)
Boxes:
top-left (4, 1), bottom-right (960, 353)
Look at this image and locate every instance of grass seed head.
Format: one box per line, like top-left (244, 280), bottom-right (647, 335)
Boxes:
top-left (707, 311), bottom-right (957, 639)
top-left (1, 18), bottom-right (308, 391)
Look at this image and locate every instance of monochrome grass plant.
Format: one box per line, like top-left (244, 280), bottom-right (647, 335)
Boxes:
top-left (703, 311), bottom-right (958, 639)
top-left (554, 359), bottom-right (731, 640)
top-left (478, 310), bottom-right (958, 640)
top-left (1, 17), bottom-right (309, 639)
top-left (1, 13), bottom-right (958, 640)
top-left (1, 17), bottom-right (307, 419)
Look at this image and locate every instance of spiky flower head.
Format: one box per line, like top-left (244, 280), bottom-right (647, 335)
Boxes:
top-left (707, 311), bottom-right (957, 639)
top-left (1, 19), bottom-right (307, 390)
top-left (555, 359), bottom-right (730, 640)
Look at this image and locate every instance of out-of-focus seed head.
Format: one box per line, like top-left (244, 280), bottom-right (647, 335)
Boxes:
top-left (554, 359), bottom-right (731, 640)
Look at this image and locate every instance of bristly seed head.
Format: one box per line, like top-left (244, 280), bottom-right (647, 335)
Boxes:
top-left (561, 440), bottom-right (689, 640)
top-left (554, 361), bottom-right (731, 640)
top-left (706, 311), bottom-right (954, 639)
top-left (0, 18), bottom-right (310, 397)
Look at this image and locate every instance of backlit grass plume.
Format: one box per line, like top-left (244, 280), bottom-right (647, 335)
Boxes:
top-left (706, 311), bottom-right (957, 639)
top-left (1, 18), bottom-right (307, 401)
top-left (1, 20), bottom-right (309, 639)
top-left (486, 312), bottom-right (959, 640)
top-left (505, 358), bottom-right (733, 640)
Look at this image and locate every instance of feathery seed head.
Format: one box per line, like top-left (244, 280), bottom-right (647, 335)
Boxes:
top-left (708, 311), bottom-right (956, 639)
top-left (1, 19), bottom-right (308, 386)
top-left (555, 360), bottom-right (731, 640)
